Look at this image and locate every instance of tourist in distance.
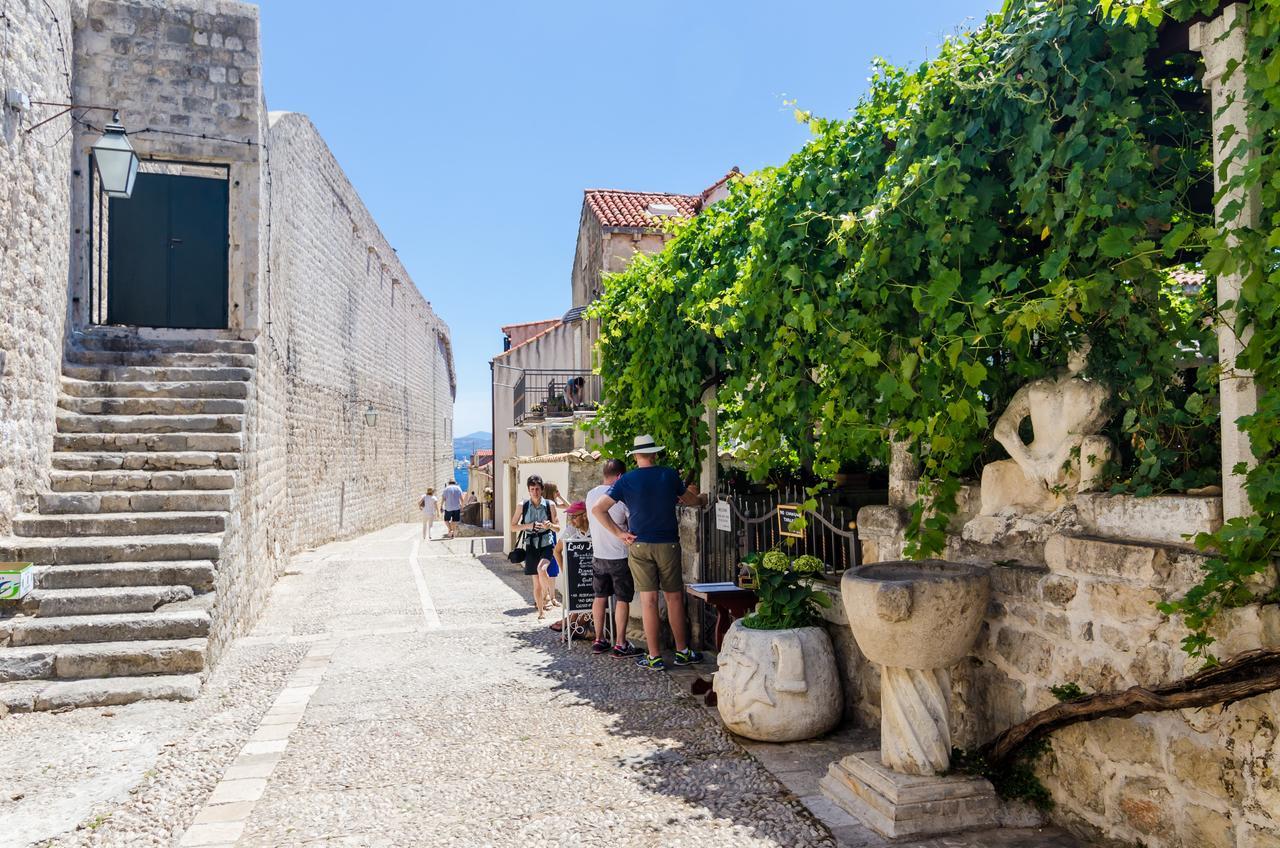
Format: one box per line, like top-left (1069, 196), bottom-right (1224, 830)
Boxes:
top-left (590, 435), bottom-right (704, 670)
top-left (441, 479), bottom-right (465, 539)
top-left (418, 487), bottom-right (439, 540)
top-left (542, 481), bottom-right (571, 512)
top-left (585, 459), bottom-right (641, 657)
top-left (511, 474), bottom-right (559, 619)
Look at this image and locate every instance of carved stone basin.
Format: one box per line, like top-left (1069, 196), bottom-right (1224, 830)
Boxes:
top-left (840, 560), bottom-right (991, 776)
top-left (840, 559), bottom-right (990, 670)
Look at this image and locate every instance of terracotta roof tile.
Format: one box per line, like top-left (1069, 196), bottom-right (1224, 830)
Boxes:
top-left (584, 189), bottom-right (701, 229)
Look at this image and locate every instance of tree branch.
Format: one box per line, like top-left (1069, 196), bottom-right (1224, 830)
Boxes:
top-left (981, 649), bottom-right (1280, 767)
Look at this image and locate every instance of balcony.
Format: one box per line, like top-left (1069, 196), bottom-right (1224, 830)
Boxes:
top-left (513, 370), bottom-right (600, 425)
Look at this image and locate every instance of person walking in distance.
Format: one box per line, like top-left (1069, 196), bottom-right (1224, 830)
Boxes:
top-left (590, 435), bottom-right (703, 670)
top-left (418, 487), bottom-right (439, 540)
top-left (441, 479), bottom-right (465, 539)
top-left (585, 459), bottom-right (642, 657)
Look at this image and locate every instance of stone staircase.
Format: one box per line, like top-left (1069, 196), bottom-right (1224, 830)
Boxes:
top-left (0, 331), bottom-right (253, 712)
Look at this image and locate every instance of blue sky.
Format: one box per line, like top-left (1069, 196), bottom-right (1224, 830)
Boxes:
top-left (256, 1), bottom-right (1000, 438)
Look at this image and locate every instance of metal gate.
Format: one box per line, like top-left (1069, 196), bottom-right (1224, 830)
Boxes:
top-left (690, 482), bottom-right (866, 649)
top-left (89, 161), bottom-right (230, 329)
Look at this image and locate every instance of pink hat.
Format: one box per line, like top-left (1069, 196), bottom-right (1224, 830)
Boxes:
top-left (566, 501), bottom-right (587, 514)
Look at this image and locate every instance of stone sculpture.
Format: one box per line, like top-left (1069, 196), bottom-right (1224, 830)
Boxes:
top-left (979, 342), bottom-right (1113, 516)
top-left (822, 560), bottom-right (996, 838)
top-left (713, 620), bottom-right (842, 742)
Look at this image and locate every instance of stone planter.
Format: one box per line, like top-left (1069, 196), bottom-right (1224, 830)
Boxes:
top-left (713, 619), bottom-right (842, 742)
top-left (841, 559), bottom-right (989, 774)
top-left (822, 560), bottom-right (996, 838)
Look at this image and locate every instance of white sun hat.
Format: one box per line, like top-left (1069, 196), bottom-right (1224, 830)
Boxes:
top-left (627, 434), bottom-right (666, 455)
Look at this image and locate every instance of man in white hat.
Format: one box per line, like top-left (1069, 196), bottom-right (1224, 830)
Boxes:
top-left (590, 435), bottom-right (703, 670)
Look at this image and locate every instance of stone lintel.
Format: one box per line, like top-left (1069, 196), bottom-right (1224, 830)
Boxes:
top-left (821, 751), bottom-right (997, 839)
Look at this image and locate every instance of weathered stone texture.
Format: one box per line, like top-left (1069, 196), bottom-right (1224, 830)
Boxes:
top-left (264, 111), bottom-right (454, 549)
top-left (0, 0), bottom-right (76, 535)
top-left (832, 501), bottom-right (1280, 847)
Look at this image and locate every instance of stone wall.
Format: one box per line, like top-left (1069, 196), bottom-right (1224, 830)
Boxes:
top-left (833, 497), bottom-right (1280, 847)
top-left (71, 0), bottom-right (264, 335)
top-left (264, 111), bottom-right (455, 550)
top-left (0, 0), bottom-right (76, 536)
top-left (0, 0), bottom-right (455, 657)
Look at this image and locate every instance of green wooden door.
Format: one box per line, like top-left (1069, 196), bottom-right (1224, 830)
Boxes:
top-left (107, 171), bottom-right (229, 329)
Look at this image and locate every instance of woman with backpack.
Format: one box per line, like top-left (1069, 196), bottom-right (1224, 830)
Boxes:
top-left (510, 474), bottom-right (559, 618)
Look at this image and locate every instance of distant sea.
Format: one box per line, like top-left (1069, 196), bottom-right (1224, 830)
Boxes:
top-left (452, 430), bottom-right (492, 490)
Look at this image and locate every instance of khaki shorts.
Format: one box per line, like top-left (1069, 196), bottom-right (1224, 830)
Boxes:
top-left (628, 542), bottom-right (683, 593)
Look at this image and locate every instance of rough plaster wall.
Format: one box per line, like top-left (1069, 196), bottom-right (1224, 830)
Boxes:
top-left (0, 0), bottom-right (75, 535)
top-left (265, 111), bottom-right (454, 550)
top-left (847, 508), bottom-right (1280, 848)
top-left (490, 321), bottom-right (578, 542)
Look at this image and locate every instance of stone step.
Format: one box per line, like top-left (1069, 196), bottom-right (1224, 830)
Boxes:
top-left (52, 451), bottom-right (240, 472)
top-left (1, 673), bottom-right (202, 713)
top-left (37, 490), bottom-right (233, 514)
top-left (49, 468), bottom-right (237, 492)
top-left (34, 561), bottom-right (216, 591)
top-left (54, 432), bottom-right (243, 453)
top-left (25, 584), bottom-right (195, 617)
top-left (0, 533), bottom-right (223, 565)
top-left (0, 638), bottom-right (207, 683)
top-left (13, 511), bottom-right (228, 537)
top-left (70, 331), bottom-right (254, 355)
top-left (58, 395), bottom-right (246, 416)
top-left (56, 412), bottom-right (244, 434)
top-left (63, 364), bottom-right (252, 383)
top-left (61, 378), bottom-right (250, 400)
top-left (3, 609), bottom-right (211, 647)
top-left (66, 349), bottom-right (255, 368)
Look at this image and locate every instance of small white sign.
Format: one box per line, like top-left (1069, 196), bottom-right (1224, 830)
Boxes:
top-left (715, 500), bottom-right (732, 532)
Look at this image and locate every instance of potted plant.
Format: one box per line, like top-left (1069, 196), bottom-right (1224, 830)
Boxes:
top-left (714, 550), bottom-right (843, 742)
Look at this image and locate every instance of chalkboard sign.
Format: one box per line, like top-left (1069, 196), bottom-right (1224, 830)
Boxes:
top-left (777, 503), bottom-right (804, 538)
top-left (563, 539), bottom-right (595, 614)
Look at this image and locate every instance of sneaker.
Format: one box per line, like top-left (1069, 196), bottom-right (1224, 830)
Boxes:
top-left (611, 642), bottom-right (643, 659)
top-left (673, 649), bottom-right (704, 666)
top-left (591, 639), bottom-right (610, 654)
top-left (636, 654), bottom-right (666, 671)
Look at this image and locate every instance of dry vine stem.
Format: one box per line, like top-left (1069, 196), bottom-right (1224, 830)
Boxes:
top-left (982, 648), bottom-right (1280, 767)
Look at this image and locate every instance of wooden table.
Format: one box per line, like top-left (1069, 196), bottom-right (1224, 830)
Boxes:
top-left (686, 582), bottom-right (758, 650)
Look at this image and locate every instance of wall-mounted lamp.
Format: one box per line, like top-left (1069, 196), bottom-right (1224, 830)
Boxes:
top-left (24, 101), bottom-right (138, 199)
top-left (90, 112), bottom-right (139, 199)
top-left (363, 402), bottom-right (378, 428)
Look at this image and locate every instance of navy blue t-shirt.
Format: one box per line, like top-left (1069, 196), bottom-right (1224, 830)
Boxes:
top-left (606, 465), bottom-right (685, 544)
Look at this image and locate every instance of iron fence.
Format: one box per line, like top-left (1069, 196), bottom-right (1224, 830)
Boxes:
top-left (690, 480), bottom-right (887, 650)
top-left (513, 369), bottom-right (600, 425)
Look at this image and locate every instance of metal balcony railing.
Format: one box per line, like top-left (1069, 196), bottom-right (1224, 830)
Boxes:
top-left (513, 370), bottom-right (600, 425)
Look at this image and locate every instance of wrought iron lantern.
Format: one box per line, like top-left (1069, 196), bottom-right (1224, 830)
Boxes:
top-left (91, 112), bottom-right (139, 199)
top-left (363, 402), bottom-right (378, 428)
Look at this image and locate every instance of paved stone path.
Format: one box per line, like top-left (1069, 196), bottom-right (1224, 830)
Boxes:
top-left (6, 523), bottom-right (1088, 847)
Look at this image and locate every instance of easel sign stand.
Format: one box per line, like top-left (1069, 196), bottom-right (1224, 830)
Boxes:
top-left (561, 539), bottom-right (596, 648)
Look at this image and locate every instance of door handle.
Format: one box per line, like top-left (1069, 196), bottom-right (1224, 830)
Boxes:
top-left (169, 238), bottom-right (183, 247)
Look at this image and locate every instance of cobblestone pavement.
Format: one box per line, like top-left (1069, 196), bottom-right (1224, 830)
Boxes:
top-left (6, 524), bottom-right (1092, 847)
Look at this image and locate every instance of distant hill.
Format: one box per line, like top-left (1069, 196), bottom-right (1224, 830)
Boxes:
top-left (453, 431), bottom-right (491, 460)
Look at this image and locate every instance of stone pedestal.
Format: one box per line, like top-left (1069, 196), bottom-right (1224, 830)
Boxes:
top-left (821, 751), bottom-right (997, 839)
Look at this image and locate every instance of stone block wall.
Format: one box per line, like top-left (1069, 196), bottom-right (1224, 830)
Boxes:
top-left (834, 500), bottom-right (1280, 847)
top-left (263, 111), bottom-right (454, 551)
top-left (0, 0), bottom-right (455, 656)
top-left (0, 0), bottom-right (75, 536)
top-left (71, 0), bottom-right (263, 334)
